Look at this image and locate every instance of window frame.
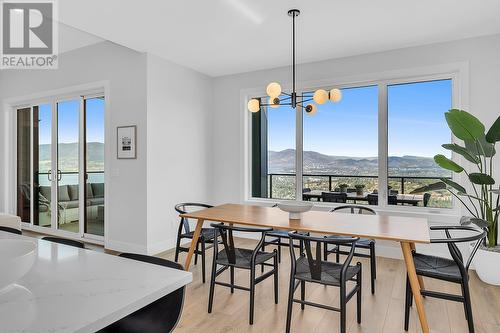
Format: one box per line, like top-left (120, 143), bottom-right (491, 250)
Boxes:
top-left (243, 63), bottom-right (467, 217)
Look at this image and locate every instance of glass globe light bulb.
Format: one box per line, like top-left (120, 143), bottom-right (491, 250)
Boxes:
top-left (266, 82), bottom-right (282, 98)
top-left (305, 103), bottom-right (317, 116)
top-left (247, 99), bottom-right (260, 113)
top-left (329, 88), bottom-right (342, 103)
top-left (313, 89), bottom-right (328, 104)
top-left (269, 97), bottom-right (280, 108)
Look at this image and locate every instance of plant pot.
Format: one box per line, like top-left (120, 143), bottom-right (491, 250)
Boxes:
top-left (339, 187), bottom-right (348, 194)
top-left (356, 189), bottom-right (364, 196)
top-left (472, 244), bottom-right (500, 286)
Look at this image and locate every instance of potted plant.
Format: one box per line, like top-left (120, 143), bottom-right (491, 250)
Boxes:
top-left (412, 109), bottom-right (500, 285)
top-left (338, 184), bottom-right (349, 193)
top-left (355, 184), bottom-right (365, 196)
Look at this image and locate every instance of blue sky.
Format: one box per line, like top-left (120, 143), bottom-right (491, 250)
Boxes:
top-left (268, 79), bottom-right (452, 157)
top-left (38, 98), bottom-right (105, 144)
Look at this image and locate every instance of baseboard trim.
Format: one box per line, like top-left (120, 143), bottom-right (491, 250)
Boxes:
top-left (105, 239), bottom-right (148, 254)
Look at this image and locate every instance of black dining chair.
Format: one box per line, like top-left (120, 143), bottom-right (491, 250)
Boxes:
top-left (174, 203), bottom-right (215, 283)
top-left (208, 222), bottom-right (278, 325)
top-left (366, 193), bottom-right (397, 205)
top-left (286, 232), bottom-right (362, 333)
top-left (423, 193), bottom-right (431, 207)
top-left (0, 226), bottom-right (22, 235)
top-left (404, 226), bottom-right (486, 333)
top-left (322, 192), bottom-right (347, 203)
top-left (100, 253), bottom-right (185, 333)
top-left (262, 203), bottom-right (307, 266)
top-left (42, 236), bottom-right (85, 248)
top-left (325, 205), bottom-right (377, 294)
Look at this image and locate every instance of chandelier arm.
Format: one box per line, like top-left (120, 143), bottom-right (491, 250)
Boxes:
top-left (297, 97), bottom-right (314, 104)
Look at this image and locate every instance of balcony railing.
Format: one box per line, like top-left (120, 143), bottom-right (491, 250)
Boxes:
top-left (267, 173), bottom-right (452, 208)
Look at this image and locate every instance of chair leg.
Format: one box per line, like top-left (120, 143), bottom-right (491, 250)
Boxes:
top-left (336, 246), bottom-right (340, 263)
top-left (357, 264), bottom-right (362, 324)
top-left (249, 266), bottom-right (256, 325)
top-left (300, 280), bottom-right (305, 310)
top-left (323, 243), bottom-right (329, 261)
top-left (299, 239), bottom-right (304, 257)
top-left (174, 236), bottom-right (181, 263)
top-left (194, 241), bottom-right (199, 265)
top-left (462, 278), bottom-right (475, 333)
top-left (286, 277), bottom-right (295, 333)
top-left (340, 281), bottom-right (347, 333)
top-left (201, 240), bottom-right (206, 283)
top-left (261, 243), bottom-right (266, 273)
top-left (230, 266), bottom-right (235, 294)
top-left (208, 262), bottom-right (217, 313)
top-left (277, 238), bottom-right (282, 263)
top-left (404, 275), bottom-right (411, 331)
top-left (370, 242), bottom-right (376, 294)
top-left (274, 253), bottom-right (279, 304)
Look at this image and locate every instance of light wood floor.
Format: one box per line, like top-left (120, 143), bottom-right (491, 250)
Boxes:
top-left (158, 238), bottom-right (500, 333)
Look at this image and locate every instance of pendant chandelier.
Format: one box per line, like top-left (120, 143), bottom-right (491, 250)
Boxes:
top-left (247, 9), bottom-right (342, 115)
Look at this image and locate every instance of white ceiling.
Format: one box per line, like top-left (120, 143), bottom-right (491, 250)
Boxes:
top-left (58, 0), bottom-right (500, 77)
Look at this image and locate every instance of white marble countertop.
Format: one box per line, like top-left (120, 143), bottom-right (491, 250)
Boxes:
top-left (0, 232), bottom-right (192, 333)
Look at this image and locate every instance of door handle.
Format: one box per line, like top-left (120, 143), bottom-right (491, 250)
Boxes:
top-left (57, 170), bottom-right (62, 181)
top-left (48, 170), bottom-right (52, 182)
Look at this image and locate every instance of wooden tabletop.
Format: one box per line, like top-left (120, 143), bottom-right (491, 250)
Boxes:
top-left (181, 203), bottom-right (430, 244)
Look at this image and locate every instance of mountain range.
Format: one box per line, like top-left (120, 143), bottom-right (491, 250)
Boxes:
top-left (268, 149), bottom-right (450, 177)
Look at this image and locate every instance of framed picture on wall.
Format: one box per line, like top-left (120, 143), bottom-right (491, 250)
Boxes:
top-left (117, 125), bottom-right (137, 159)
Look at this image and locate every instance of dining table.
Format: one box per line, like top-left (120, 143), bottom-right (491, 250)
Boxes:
top-left (0, 231), bottom-right (192, 333)
top-left (180, 203), bottom-right (431, 333)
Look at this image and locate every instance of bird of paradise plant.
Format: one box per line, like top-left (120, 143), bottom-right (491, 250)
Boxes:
top-left (412, 109), bottom-right (500, 248)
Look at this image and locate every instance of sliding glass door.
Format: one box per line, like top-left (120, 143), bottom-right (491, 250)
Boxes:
top-left (15, 94), bottom-right (105, 239)
top-left (56, 99), bottom-right (81, 233)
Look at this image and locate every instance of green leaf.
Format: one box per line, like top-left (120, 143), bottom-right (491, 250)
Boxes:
top-left (486, 115), bottom-right (500, 143)
top-left (457, 192), bottom-right (485, 202)
top-left (441, 144), bottom-right (480, 164)
top-left (410, 182), bottom-right (446, 194)
top-left (434, 154), bottom-right (464, 173)
top-left (445, 109), bottom-right (485, 141)
top-left (441, 178), bottom-right (466, 193)
top-left (460, 216), bottom-right (491, 228)
top-left (469, 173), bottom-right (495, 185)
top-left (465, 135), bottom-right (496, 157)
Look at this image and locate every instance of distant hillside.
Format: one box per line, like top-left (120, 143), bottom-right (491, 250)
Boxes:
top-left (38, 142), bottom-right (104, 172)
top-left (268, 149), bottom-right (450, 177)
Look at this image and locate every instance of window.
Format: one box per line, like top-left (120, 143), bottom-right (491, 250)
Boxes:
top-left (252, 97), bottom-right (296, 200)
top-left (302, 86), bottom-right (378, 204)
top-left (249, 74), bottom-right (454, 210)
top-left (388, 79), bottom-right (452, 208)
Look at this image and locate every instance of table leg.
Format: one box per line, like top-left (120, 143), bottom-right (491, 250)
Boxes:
top-left (409, 242), bottom-right (425, 290)
top-left (184, 218), bottom-right (204, 271)
top-left (401, 241), bottom-right (429, 333)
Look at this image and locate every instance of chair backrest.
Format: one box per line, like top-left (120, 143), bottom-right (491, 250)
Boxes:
top-left (42, 236), bottom-right (85, 248)
top-left (0, 226), bottom-right (22, 235)
top-left (288, 232), bottom-right (359, 282)
top-left (174, 203), bottom-right (213, 234)
top-left (388, 195), bottom-right (397, 205)
top-left (423, 193), bottom-right (431, 207)
top-left (367, 193), bottom-right (378, 205)
top-left (429, 226), bottom-right (487, 274)
top-left (111, 253), bottom-right (185, 333)
top-left (330, 205), bottom-right (376, 215)
top-left (322, 192), bottom-right (347, 203)
top-left (210, 222), bottom-right (272, 265)
top-left (302, 188), bottom-right (311, 193)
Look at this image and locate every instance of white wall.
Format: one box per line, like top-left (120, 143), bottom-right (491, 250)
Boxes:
top-left (210, 34), bottom-right (500, 257)
top-left (0, 41), bottom-right (150, 253)
top-left (146, 54), bottom-right (212, 254)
